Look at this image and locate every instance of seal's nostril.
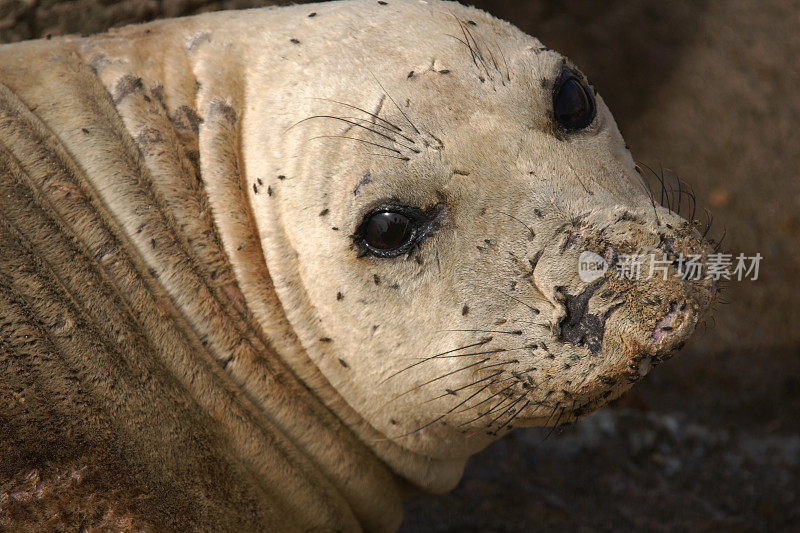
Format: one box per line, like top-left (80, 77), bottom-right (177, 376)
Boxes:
top-left (652, 307), bottom-right (680, 343)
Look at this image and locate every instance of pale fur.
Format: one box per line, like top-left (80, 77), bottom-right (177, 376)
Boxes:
top-left (0, 1), bottom-right (714, 531)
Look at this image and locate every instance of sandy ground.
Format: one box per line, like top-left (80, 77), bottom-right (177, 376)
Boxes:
top-left (1, 0), bottom-right (798, 530)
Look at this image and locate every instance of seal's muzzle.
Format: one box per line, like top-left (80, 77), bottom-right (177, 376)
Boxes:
top-left (529, 207), bottom-right (716, 418)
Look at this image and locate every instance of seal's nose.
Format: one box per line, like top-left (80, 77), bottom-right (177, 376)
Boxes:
top-left (636, 295), bottom-right (702, 357)
top-left (596, 216), bottom-right (716, 369)
top-left (530, 208), bottom-right (716, 380)
top-left (512, 208), bottom-right (718, 420)
top-left (652, 302), bottom-right (687, 342)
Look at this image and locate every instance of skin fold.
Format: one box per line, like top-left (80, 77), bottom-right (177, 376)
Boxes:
top-left (0, 1), bottom-right (715, 530)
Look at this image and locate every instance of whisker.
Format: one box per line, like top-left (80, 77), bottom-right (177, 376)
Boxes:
top-left (458, 382), bottom-right (517, 425)
top-left (435, 344), bottom-right (534, 359)
top-left (668, 174), bottom-right (698, 223)
top-left (433, 379), bottom-right (499, 418)
top-left (480, 390), bottom-right (517, 419)
top-left (686, 181), bottom-right (698, 222)
top-left (443, 11), bottom-right (492, 82)
top-left (386, 358), bottom-right (490, 404)
top-left (540, 401), bottom-right (558, 427)
top-left (502, 318), bottom-right (550, 331)
top-left (494, 36), bottom-right (511, 82)
top-left (496, 289), bottom-right (540, 315)
top-left (368, 71), bottom-right (421, 135)
top-left (660, 163), bottom-right (680, 216)
top-left (542, 406), bottom-right (565, 441)
top-left (308, 96), bottom-right (404, 132)
top-left (375, 358), bottom-right (491, 420)
top-left (637, 161), bottom-right (671, 214)
top-left (289, 115), bottom-right (420, 152)
top-left (477, 31), bottom-right (499, 71)
top-left (567, 161), bottom-right (592, 194)
top-left (445, 18), bottom-right (484, 76)
top-left (386, 414), bottom-right (447, 440)
top-left (468, 23), bottom-right (507, 85)
top-left (361, 152), bottom-right (411, 161)
top-left (309, 135), bottom-right (403, 155)
top-left (668, 172), bottom-right (697, 222)
top-left (674, 189), bottom-right (697, 218)
top-left (635, 164), bottom-right (662, 226)
top-left (487, 391), bottom-right (530, 428)
top-left (672, 167), bottom-right (683, 217)
top-left (702, 208), bottom-right (714, 239)
top-left (496, 398), bottom-right (530, 432)
top-left (444, 34), bottom-right (478, 65)
top-left (335, 115), bottom-right (417, 145)
top-left (382, 338), bottom-right (492, 383)
top-left (713, 226), bottom-right (727, 253)
top-left (659, 164), bottom-right (672, 214)
top-left (425, 372), bottom-right (504, 404)
top-left (496, 211), bottom-right (536, 239)
top-left (458, 17), bottom-right (494, 81)
top-left (434, 348), bottom-right (510, 359)
top-left (476, 359), bottom-right (518, 371)
top-left (450, 368), bottom-right (536, 416)
top-left (440, 328), bottom-right (523, 335)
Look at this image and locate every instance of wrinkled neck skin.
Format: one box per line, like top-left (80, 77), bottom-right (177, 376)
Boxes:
top-left (76, 1), bottom-right (472, 519)
top-left (74, 0), bottom-right (715, 529)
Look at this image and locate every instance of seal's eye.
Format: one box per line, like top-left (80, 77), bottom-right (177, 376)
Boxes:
top-left (553, 73), bottom-right (596, 130)
top-left (363, 212), bottom-right (412, 251)
top-left (355, 204), bottom-right (444, 258)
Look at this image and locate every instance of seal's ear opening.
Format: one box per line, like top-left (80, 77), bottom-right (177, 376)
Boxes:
top-left (553, 70), bottom-right (596, 130)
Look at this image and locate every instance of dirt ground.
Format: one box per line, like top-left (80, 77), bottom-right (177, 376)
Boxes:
top-left (1, 0), bottom-right (798, 531)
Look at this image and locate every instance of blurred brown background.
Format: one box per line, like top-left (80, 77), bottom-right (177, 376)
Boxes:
top-left (2, 0), bottom-right (798, 530)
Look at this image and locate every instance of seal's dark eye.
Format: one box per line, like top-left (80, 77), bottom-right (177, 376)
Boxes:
top-left (355, 203), bottom-right (445, 258)
top-left (363, 212), bottom-right (412, 251)
top-left (553, 74), bottom-right (595, 130)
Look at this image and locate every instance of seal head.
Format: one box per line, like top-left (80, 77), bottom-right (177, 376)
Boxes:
top-left (0, 1), bottom-right (718, 530)
top-left (246, 1), bottom-right (717, 462)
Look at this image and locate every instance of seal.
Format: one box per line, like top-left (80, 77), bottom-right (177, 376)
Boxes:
top-left (0, 0), bottom-right (716, 530)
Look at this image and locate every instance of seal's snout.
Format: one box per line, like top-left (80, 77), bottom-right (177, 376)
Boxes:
top-left (583, 214), bottom-right (716, 365)
top-left (524, 208), bottom-right (716, 419)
